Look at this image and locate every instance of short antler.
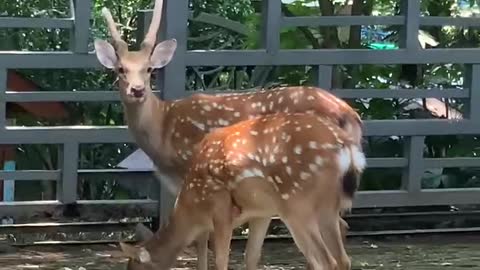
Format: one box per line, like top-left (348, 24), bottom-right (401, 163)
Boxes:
top-left (140, 0), bottom-right (164, 54)
top-left (101, 7), bottom-right (129, 55)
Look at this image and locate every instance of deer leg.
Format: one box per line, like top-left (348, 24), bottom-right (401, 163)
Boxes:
top-left (196, 232), bottom-right (209, 270)
top-left (314, 214), bottom-right (350, 270)
top-left (339, 217), bottom-right (349, 245)
top-left (212, 195), bottom-right (234, 270)
top-left (305, 218), bottom-right (348, 270)
top-left (245, 217), bottom-right (270, 270)
top-left (329, 217), bottom-right (351, 270)
top-left (307, 223), bottom-right (339, 270)
top-left (283, 217), bottom-right (335, 270)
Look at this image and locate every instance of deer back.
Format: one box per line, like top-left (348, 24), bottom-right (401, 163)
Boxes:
top-left (162, 86), bottom-right (362, 173)
top-left (178, 112), bottom-right (365, 211)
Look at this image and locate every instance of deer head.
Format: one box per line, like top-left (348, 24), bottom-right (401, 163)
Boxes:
top-left (94, 0), bottom-right (177, 104)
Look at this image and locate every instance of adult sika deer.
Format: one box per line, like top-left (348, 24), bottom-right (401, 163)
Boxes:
top-left (93, 0), bottom-right (363, 269)
top-left (118, 112), bottom-right (367, 270)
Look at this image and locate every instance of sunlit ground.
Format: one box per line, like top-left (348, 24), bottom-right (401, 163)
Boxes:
top-left (1, 237), bottom-right (480, 270)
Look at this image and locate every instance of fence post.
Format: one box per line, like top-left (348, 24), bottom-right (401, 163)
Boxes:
top-left (465, 64), bottom-right (480, 121)
top-left (261, 0), bottom-right (281, 54)
top-left (401, 136), bottom-right (425, 195)
top-left (399, 0), bottom-right (421, 50)
top-left (153, 0), bottom-right (190, 225)
top-left (57, 142), bottom-right (79, 204)
top-left (70, 0), bottom-right (92, 53)
top-left (156, 0), bottom-right (189, 99)
top-left (0, 69), bottom-right (6, 129)
top-left (136, 11), bottom-right (151, 50)
top-left (313, 65), bottom-right (333, 90)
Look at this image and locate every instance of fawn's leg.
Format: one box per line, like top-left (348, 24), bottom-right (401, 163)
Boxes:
top-left (339, 217), bottom-right (349, 245)
top-left (312, 212), bottom-right (349, 270)
top-left (196, 232), bottom-right (209, 270)
top-left (212, 194), bottom-right (234, 270)
top-left (283, 216), bottom-right (335, 270)
top-left (306, 217), bottom-right (349, 270)
top-left (245, 217), bottom-right (271, 270)
top-left (320, 217), bottom-right (351, 270)
top-left (307, 222), bottom-right (339, 270)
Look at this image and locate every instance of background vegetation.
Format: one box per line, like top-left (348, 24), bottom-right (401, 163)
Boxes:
top-left (2, 0), bottom-right (480, 203)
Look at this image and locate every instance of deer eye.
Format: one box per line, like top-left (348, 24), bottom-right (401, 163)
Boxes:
top-left (118, 67), bottom-right (125, 74)
top-left (147, 67), bottom-right (153, 73)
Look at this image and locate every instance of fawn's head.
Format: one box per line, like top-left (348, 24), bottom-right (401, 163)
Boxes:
top-left (94, 0), bottom-right (177, 104)
top-left (119, 224), bottom-right (174, 270)
top-left (119, 242), bottom-right (156, 270)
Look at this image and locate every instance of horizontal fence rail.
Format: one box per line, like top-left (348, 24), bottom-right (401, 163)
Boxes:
top-left (6, 49), bottom-right (480, 67)
top-left (0, 0), bottom-right (479, 226)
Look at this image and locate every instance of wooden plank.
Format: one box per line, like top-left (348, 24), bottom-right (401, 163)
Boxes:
top-left (423, 157), bottom-right (480, 168)
top-left (282, 15), bottom-right (403, 27)
top-left (0, 200), bottom-right (158, 220)
top-left (366, 158), bottom-right (408, 168)
top-left (0, 220), bottom-right (148, 234)
top-left (0, 17), bottom-right (73, 29)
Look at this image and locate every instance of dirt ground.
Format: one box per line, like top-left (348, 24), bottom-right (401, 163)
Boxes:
top-left (1, 236), bottom-right (480, 270)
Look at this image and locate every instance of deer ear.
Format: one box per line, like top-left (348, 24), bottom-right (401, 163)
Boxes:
top-left (119, 242), bottom-right (151, 263)
top-left (150, 39), bottom-right (177, 69)
top-left (135, 223), bottom-right (154, 241)
top-left (94, 39), bottom-right (117, 69)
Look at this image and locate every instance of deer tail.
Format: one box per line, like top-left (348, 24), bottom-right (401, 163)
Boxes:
top-left (337, 144), bottom-right (366, 213)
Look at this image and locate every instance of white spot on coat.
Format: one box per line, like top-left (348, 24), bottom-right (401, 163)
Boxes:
top-left (190, 119), bottom-right (205, 131)
top-left (309, 141), bottom-right (318, 149)
top-left (300, 172), bottom-right (311, 180)
top-left (315, 156), bottom-right (324, 165)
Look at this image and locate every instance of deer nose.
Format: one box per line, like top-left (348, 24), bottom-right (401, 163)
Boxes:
top-left (131, 86), bottom-right (145, 98)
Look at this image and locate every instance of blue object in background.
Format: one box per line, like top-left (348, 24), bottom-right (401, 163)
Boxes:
top-left (3, 160), bottom-right (15, 202)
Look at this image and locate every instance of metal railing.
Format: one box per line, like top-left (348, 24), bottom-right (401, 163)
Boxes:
top-left (1, 0), bottom-right (480, 224)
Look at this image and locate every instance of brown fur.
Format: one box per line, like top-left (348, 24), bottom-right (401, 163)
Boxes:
top-left (120, 113), bottom-right (366, 270)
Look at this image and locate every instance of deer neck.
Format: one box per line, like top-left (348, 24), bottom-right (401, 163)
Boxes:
top-left (143, 209), bottom-right (199, 268)
top-left (123, 94), bottom-right (164, 129)
top-left (119, 81), bottom-right (166, 150)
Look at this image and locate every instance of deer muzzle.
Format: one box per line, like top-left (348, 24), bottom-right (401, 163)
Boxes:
top-left (130, 85), bottom-right (146, 98)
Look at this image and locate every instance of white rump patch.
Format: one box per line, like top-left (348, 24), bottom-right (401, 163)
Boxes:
top-left (351, 145), bottom-right (367, 172)
top-left (336, 147), bottom-right (352, 175)
top-left (336, 145), bottom-right (366, 175)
